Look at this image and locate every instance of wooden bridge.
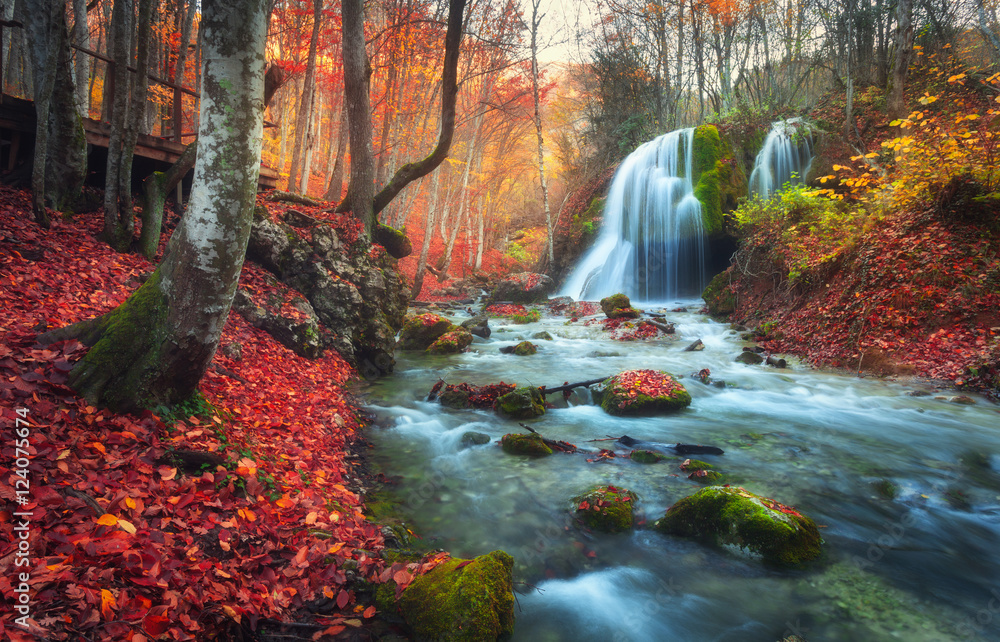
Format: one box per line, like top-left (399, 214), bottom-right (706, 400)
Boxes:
top-left (0, 39), bottom-right (278, 191)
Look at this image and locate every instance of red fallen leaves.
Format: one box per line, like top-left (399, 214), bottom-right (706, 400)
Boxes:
top-left (606, 369), bottom-right (686, 410)
top-left (585, 449), bottom-right (616, 463)
top-left (0, 189), bottom-right (389, 640)
top-left (377, 551), bottom-right (451, 599)
top-left (484, 303), bottom-right (528, 317)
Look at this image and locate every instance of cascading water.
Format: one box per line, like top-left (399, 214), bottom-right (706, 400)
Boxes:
top-left (560, 128), bottom-right (707, 303)
top-left (748, 118), bottom-right (814, 198)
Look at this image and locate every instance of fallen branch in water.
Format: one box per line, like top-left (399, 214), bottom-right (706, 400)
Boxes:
top-left (518, 423), bottom-right (578, 453)
top-left (538, 377), bottom-right (608, 396)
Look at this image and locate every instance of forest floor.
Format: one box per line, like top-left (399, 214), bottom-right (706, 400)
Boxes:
top-left (0, 187), bottom-right (412, 640)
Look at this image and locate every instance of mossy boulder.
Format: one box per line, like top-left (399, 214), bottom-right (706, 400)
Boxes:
top-left (735, 351), bottom-right (764, 365)
top-left (398, 313), bottom-right (453, 350)
top-left (397, 550), bottom-right (516, 641)
top-left (439, 388), bottom-right (471, 409)
top-left (654, 486), bottom-right (822, 567)
top-left (512, 341), bottom-right (537, 356)
top-left (702, 270), bottom-right (735, 317)
top-left (597, 369), bottom-right (692, 416)
top-left (427, 327), bottom-right (474, 354)
top-left (496, 387), bottom-right (545, 419)
top-left (500, 432), bottom-right (552, 457)
top-left (599, 293), bottom-right (639, 319)
top-left (461, 431), bottom-right (491, 447)
top-left (573, 485), bottom-right (638, 532)
top-left (630, 449), bottom-right (668, 464)
top-left (531, 331), bottom-right (553, 341)
top-left (691, 125), bottom-right (747, 234)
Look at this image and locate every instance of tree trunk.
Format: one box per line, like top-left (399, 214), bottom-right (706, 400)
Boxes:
top-left (887, 0), bottom-right (914, 119)
top-left (324, 99), bottom-right (349, 202)
top-left (43, 0), bottom-right (268, 412)
top-left (288, 0), bottom-right (322, 192)
top-left (20, 0), bottom-right (87, 227)
top-left (978, 0), bottom-right (1000, 63)
top-left (340, 0), bottom-right (377, 229)
top-left (72, 0), bottom-right (90, 116)
top-left (529, 0), bottom-right (553, 267)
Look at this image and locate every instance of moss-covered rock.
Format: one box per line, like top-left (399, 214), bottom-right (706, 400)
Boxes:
top-left (735, 351), bottom-right (764, 365)
top-left (630, 449), bottom-right (668, 464)
top-left (702, 270), bottom-right (736, 317)
top-left (531, 331), bottom-right (553, 341)
top-left (573, 485), bottom-right (638, 532)
top-left (373, 222), bottom-right (413, 259)
top-left (600, 293), bottom-right (637, 319)
top-left (512, 341), bottom-right (537, 356)
top-left (439, 388), bottom-right (471, 409)
top-left (496, 387), bottom-right (545, 419)
top-left (598, 369), bottom-right (692, 416)
top-left (427, 327), bottom-right (474, 354)
top-left (461, 431), bottom-right (491, 447)
top-left (500, 432), bottom-right (553, 457)
top-left (398, 550), bottom-right (516, 641)
top-left (691, 125), bottom-right (747, 234)
top-left (654, 486), bottom-right (822, 567)
top-left (398, 313), bottom-right (453, 350)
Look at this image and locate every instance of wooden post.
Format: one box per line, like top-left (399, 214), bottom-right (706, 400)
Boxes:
top-left (173, 85), bottom-right (183, 207)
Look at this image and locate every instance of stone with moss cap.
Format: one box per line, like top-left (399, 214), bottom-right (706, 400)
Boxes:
top-left (600, 293), bottom-right (640, 319)
top-left (501, 432), bottom-right (552, 457)
top-left (496, 387), bottom-right (545, 419)
top-left (654, 485), bottom-right (822, 567)
top-left (573, 485), bottom-right (638, 532)
top-left (597, 369), bottom-right (691, 416)
top-left (397, 550), bottom-right (515, 641)
top-left (427, 327), bottom-right (474, 354)
top-left (702, 270), bottom-right (736, 317)
top-left (397, 313), bottom-right (453, 350)
top-left (630, 449), bottom-right (669, 464)
top-left (512, 340), bottom-right (537, 356)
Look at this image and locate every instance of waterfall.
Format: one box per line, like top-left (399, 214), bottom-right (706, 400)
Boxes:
top-left (748, 118), bottom-right (814, 199)
top-left (561, 128), bottom-right (707, 303)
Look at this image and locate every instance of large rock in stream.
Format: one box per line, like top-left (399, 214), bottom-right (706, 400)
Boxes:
top-left (489, 272), bottom-right (555, 303)
top-left (397, 550), bottom-right (516, 641)
top-left (654, 486), bottom-right (822, 567)
top-left (595, 369), bottom-right (691, 416)
top-left (246, 208), bottom-right (408, 375)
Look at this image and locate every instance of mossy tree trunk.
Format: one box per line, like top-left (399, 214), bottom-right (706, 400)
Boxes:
top-left (43, 0), bottom-right (268, 412)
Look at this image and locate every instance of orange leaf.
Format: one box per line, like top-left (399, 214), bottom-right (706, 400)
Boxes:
top-left (101, 589), bottom-right (116, 620)
top-left (363, 605), bottom-right (377, 618)
top-left (96, 514), bottom-right (118, 527)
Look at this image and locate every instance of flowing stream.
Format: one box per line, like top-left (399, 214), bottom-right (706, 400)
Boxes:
top-left (363, 304), bottom-right (1000, 641)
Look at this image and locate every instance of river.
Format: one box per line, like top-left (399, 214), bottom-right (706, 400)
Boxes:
top-left (362, 302), bottom-right (1000, 641)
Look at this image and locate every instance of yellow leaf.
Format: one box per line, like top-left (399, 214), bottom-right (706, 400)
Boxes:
top-left (97, 514), bottom-right (118, 526)
top-left (865, 152), bottom-right (878, 158)
top-left (948, 73), bottom-right (966, 83)
top-left (327, 542), bottom-right (346, 554)
top-left (57, 450), bottom-right (71, 460)
top-left (967, 114), bottom-right (980, 120)
top-left (125, 497), bottom-right (137, 510)
top-left (118, 519), bottom-right (137, 535)
top-left (305, 511), bottom-right (318, 525)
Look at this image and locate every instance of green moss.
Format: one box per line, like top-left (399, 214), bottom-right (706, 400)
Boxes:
top-left (511, 309), bottom-right (541, 324)
top-left (397, 550), bottom-right (515, 641)
top-left (496, 387), bottom-right (545, 419)
top-left (531, 331), bottom-right (553, 341)
top-left (691, 125), bottom-right (747, 234)
top-left (500, 432), bottom-right (552, 457)
top-left (630, 449), bottom-right (668, 464)
top-left (572, 486), bottom-right (638, 532)
top-left (427, 327), bottom-right (474, 354)
top-left (398, 313), bottom-right (452, 350)
top-left (871, 479), bottom-right (898, 499)
top-left (600, 293), bottom-right (631, 317)
top-left (702, 270), bottom-right (736, 317)
top-left (68, 268), bottom-right (173, 411)
top-left (654, 486), bottom-right (822, 567)
top-left (512, 341), bottom-right (537, 356)
top-left (682, 460), bottom-right (713, 471)
top-left (439, 388), bottom-right (471, 409)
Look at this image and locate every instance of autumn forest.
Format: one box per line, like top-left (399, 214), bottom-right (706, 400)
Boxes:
top-left (2, 0), bottom-right (1000, 640)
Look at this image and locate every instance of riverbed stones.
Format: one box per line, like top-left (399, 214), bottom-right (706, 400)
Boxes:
top-left (500, 432), bottom-right (552, 457)
top-left (573, 485), bottom-right (638, 532)
top-left (439, 388), bottom-right (471, 409)
top-left (427, 328), bottom-right (474, 354)
top-left (512, 340), bottom-right (537, 356)
top-left (460, 314), bottom-right (491, 338)
top-left (630, 449), bottom-right (669, 464)
top-left (489, 272), bottom-right (555, 303)
top-left (654, 486), bottom-right (822, 567)
top-left (397, 550), bottom-right (515, 641)
top-left (398, 313), bottom-right (453, 350)
top-left (496, 387), bottom-right (545, 419)
top-left (735, 351), bottom-right (764, 365)
top-left (596, 369), bottom-right (692, 416)
top-left (600, 293), bottom-right (640, 319)
top-left (461, 431), bottom-right (491, 447)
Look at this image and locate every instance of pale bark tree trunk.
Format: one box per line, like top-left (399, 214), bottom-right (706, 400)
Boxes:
top-left (72, 0), bottom-right (89, 116)
top-left (528, 0), bottom-right (553, 267)
top-left (979, 0), bottom-right (1000, 62)
top-left (288, 0), bottom-right (322, 192)
top-left (410, 169), bottom-right (442, 299)
top-left (887, 0), bottom-right (914, 119)
top-left (43, 0), bottom-right (269, 412)
top-left (438, 122), bottom-right (480, 281)
top-left (20, 0), bottom-right (87, 227)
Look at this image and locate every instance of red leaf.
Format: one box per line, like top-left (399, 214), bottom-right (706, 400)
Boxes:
top-left (336, 589), bottom-right (350, 609)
